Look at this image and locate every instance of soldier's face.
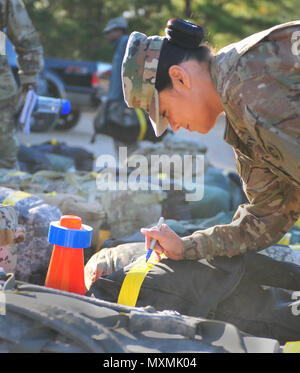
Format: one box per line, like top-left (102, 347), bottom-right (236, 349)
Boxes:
top-left (158, 88), bottom-right (214, 134)
top-left (158, 60), bottom-right (222, 134)
top-left (105, 29), bottom-right (124, 43)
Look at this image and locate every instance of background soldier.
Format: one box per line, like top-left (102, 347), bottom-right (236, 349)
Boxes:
top-left (104, 16), bottom-right (129, 104)
top-left (0, 0), bottom-right (43, 169)
top-left (92, 17), bottom-right (131, 144)
top-left (92, 16), bottom-right (160, 145)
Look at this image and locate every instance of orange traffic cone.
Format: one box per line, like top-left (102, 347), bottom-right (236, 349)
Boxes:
top-left (45, 215), bottom-right (93, 295)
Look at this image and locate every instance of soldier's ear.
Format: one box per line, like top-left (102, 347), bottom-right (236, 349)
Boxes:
top-left (168, 65), bottom-right (191, 92)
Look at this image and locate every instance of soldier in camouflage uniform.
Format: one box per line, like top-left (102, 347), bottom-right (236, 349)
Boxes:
top-left (122, 19), bottom-right (300, 261)
top-left (0, 204), bottom-right (24, 273)
top-left (0, 0), bottom-right (43, 169)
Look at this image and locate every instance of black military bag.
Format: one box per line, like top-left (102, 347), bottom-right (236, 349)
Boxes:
top-left (0, 269), bottom-right (281, 353)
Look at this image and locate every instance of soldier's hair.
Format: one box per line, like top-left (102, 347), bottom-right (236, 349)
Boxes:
top-left (155, 18), bottom-right (213, 92)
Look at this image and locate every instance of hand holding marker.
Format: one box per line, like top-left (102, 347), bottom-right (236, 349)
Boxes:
top-left (145, 217), bottom-right (164, 262)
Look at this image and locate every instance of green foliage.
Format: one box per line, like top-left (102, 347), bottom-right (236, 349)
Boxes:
top-left (24, 0), bottom-right (299, 62)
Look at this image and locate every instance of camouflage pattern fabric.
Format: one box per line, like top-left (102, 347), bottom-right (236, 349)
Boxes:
top-left (84, 242), bottom-right (146, 290)
top-left (122, 31), bottom-right (169, 136)
top-left (0, 204), bottom-right (24, 273)
top-left (0, 0), bottom-right (43, 168)
top-left (0, 187), bottom-right (61, 284)
top-left (0, 104), bottom-right (19, 169)
top-left (261, 244), bottom-right (300, 266)
top-left (181, 21), bottom-right (300, 260)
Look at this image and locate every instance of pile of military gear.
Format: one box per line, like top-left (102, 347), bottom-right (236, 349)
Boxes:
top-left (0, 168), bottom-right (165, 249)
top-left (124, 132), bottom-right (246, 219)
top-left (1, 184), bottom-right (300, 352)
top-left (18, 141), bottom-right (95, 173)
top-left (0, 130), bottom-right (252, 288)
top-left (2, 132), bottom-right (246, 246)
top-left (0, 169), bottom-right (165, 283)
top-left (0, 132), bottom-right (240, 249)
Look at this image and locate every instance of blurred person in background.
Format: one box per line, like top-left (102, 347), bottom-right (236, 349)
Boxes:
top-left (104, 17), bottom-right (129, 103)
top-left (92, 16), bottom-right (162, 145)
top-left (0, 0), bottom-right (43, 169)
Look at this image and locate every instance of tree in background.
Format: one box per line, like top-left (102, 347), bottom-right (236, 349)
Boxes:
top-left (25, 0), bottom-right (298, 62)
top-left (188, 0), bottom-right (297, 49)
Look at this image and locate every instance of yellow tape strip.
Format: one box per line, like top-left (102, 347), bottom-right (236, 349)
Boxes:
top-left (277, 232), bottom-right (291, 246)
top-left (295, 217), bottom-right (300, 229)
top-left (2, 191), bottom-right (32, 206)
top-left (7, 171), bottom-right (27, 177)
top-left (117, 255), bottom-right (160, 307)
top-left (135, 108), bottom-right (147, 142)
top-left (283, 341), bottom-right (300, 353)
top-left (290, 244), bottom-right (300, 251)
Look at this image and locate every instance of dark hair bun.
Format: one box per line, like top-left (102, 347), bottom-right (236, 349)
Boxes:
top-left (165, 18), bottom-right (204, 49)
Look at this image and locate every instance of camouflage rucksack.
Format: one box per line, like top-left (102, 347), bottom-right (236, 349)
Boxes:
top-left (0, 187), bottom-right (61, 284)
top-left (0, 204), bottom-right (25, 275)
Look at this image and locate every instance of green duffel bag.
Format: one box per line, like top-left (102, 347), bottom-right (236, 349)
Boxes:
top-left (188, 185), bottom-right (231, 219)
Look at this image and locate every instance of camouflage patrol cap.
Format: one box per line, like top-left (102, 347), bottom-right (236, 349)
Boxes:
top-left (122, 32), bottom-right (169, 137)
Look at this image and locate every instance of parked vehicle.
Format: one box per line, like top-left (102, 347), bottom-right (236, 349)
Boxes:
top-left (6, 37), bottom-right (111, 132)
top-left (44, 57), bottom-right (111, 130)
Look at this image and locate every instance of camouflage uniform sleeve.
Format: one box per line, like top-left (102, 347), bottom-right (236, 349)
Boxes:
top-left (5, 0), bottom-right (43, 86)
top-left (181, 154), bottom-right (300, 260)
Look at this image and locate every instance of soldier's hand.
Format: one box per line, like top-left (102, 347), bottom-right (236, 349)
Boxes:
top-left (141, 224), bottom-right (184, 261)
top-left (21, 83), bottom-right (37, 92)
top-left (15, 84), bottom-right (37, 116)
